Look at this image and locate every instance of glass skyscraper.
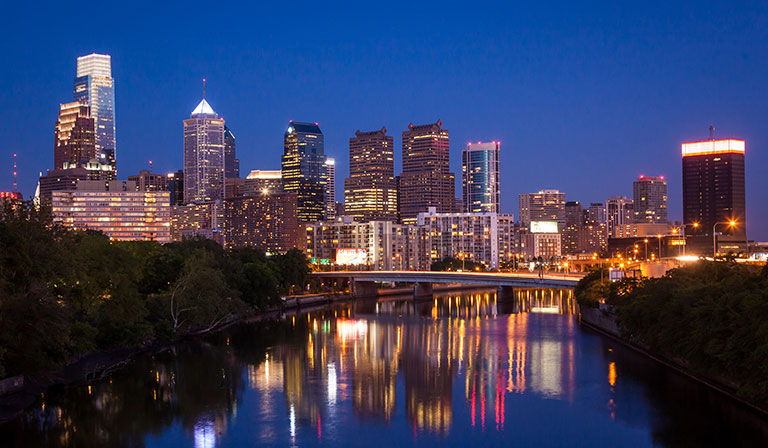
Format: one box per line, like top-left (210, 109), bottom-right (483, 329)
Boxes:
top-left (462, 141), bottom-right (500, 213)
top-left (281, 121), bottom-right (326, 222)
top-left (183, 98), bottom-right (226, 203)
top-left (73, 54), bottom-right (116, 173)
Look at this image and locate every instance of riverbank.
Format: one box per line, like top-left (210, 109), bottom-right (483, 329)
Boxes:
top-left (580, 307), bottom-right (768, 417)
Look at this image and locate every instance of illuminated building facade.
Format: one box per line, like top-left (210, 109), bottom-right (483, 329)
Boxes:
top-left (633, 176), bottom-right (667, 224)
top-left (54, 101), bottom-right (96, 170)
top-left (324, 158), bottom-right (336, 219)
top-left (51, 181), bottom-right (170, 242)
top-left (682, 139), bottom-right (746, 242)
top-left (518, 189), bottom-right (565, 230)
top-left (416, 207), bottom-right (516, 269)
top-left (520, 231), bottom-right (561, 260)
top-left (605, 196), bottom-right (634, 238)
top-left (224, 125), bottom-right (239, 179)
top-left (399, 121), bottom-right (455, 224)
top-left (462, 141), bottom-right (500, 213)
top-left (562, 201), bottom-right (584, 255)
top-left (128, 170), bottom-right (167, 192)
top-left (170, 201), bottom-right (224, 243)
top-left (281, 122), bottom-right (326, 222)
top-left (224, 192), bottom-right (300, 252)
top-left (37, 162), bottom-right (115, 203)
top-left (183, 98), bottom-right (225, 203)
top-left (73, 54), bottom-right (116, 172)
top-left (244, 170), bottom-right (282, 196)
top-left (344, 128), bottom-right (397, 222)
top-left (166, 170), bottom-right (184, 205)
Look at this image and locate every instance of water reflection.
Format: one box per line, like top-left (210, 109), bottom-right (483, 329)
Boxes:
top-left (2, 288), bottom-right (768, 447)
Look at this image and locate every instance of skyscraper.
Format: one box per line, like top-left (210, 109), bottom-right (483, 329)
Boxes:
top-left (73, 54), bottom-right (116, 172)
top-left (224, 125), bottom-right (239, 178)
top-left (682, 138), bottom-right (746, 242)
top-left (462, 141), bottom-right (500, 213)
top-left (166, 170), bottom-right (184, 206)
top-left (323, 158), bottom-right (336, 220)
top-left (633, 176), bottom-right (667, 224)
top-left (518, 189), bottom-right (566, 229)
top-left (183, 96), bottom-right (225, 203)
top-left (563, 201), bottom-right (584, 254)
top-left (605, 196), bottom-right (634, 238)
top-left (344, 127), bottom-right (397, 222)
top-left (54, 101), bottom-right (96, 170)
top-left (399, 120), bottom-right (455, 223)
top-left (281, 121), bottom-right (325, 222)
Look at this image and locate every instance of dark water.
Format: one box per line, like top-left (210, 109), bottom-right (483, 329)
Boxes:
top-left (2, 289), bottom-right (768, 447)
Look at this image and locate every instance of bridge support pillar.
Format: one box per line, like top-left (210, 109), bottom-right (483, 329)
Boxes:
top-left (413, 282), bottom-right (433, 300)
top-left (352, 281), bottom-right (378, 298)
top-left (497, 285), bottom-right (515, 301)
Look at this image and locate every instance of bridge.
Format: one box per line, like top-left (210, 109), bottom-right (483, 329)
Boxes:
top-left (311, 270), bottom-right (584, 299)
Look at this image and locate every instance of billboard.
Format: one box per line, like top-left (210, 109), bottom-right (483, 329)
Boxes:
top-left (530, 221), bottom-right (558, 233)
top-left (335, 248), bottom-right (367, 265)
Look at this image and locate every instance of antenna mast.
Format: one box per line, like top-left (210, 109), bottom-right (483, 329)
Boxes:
top-left (202, 78), bottom-right (206, 99)
top-left (12, 153), bottom-right (17, 193)
top-left (709, 124), bottom-right (715, 140)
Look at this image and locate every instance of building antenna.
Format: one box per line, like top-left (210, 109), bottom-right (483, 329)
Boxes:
top-left (202, 78), bottom-right (206, 99)
top-left (12, 153), bottom-right (17, 193)
top-left (709, 124), bottom-right (715, 140)
top-left (149, 160), bottom-right (153, 173)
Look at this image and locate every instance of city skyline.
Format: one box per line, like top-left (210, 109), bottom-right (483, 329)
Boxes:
top-left (1, 2), bottom-right (767, 238)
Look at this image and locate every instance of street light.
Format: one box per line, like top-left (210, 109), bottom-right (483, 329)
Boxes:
top-left (712, 220), bottom-right (737, 258)
top-left (643, 238), bottom-right (649, 260)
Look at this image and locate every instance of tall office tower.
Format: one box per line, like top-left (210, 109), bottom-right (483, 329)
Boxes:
top-left (399, 120), bottom-right (455, 223)
top-left (323, 158), bottom-right (336, 219)
top-left (183, 96), bottom-right (225, 203)
top-left (281, 121), bottom-right (325, 222)
top-left (563, 201), bottom-right (584, 254)
top-left (224, 125), bottom-right (239, 178)
top-left (605, 196), bottom-right (634, 238)
top-left (73, 54), bottom-right (116, 172)
top-left (54, 102), bottom-right (96, 170)
top-left (462, 141), bottom-right (500, 213)
top-left (682, 138), bottom-right (746, 240)
top-left (633, 176), bottom-right (668, 224)
top-left (166, 170), bottom-right (184, 205)
top-left (518, 189), bottom-right (566, 229)
top-left (344, 127), bottom-right (397, 222)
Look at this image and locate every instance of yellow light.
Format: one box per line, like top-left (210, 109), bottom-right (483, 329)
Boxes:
top-left (729, 220), bottom-right (736, 227)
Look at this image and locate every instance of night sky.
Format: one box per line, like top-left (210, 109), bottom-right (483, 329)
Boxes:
top-left (1, 1), bottom-right (766, 238)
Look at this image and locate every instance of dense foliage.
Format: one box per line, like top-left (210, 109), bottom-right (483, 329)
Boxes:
top-left (576, 261), bottom-right (768, 406)
top-left (0, 200), bottom-right (310, 378)
top-left (431, 257), bottom-right (487, 272)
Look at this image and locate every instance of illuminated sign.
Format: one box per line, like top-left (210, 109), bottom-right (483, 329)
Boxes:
top-left (335, 248), bottom-right (367, 265)
top-left (681, 139), bottom-right (745, 157)
top-left (530, 221), bottom-right (558, 233)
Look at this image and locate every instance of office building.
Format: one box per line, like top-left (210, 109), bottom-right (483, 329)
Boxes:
top-left (223, 125), bottom-right (239, 179)
top-left (520, 221), bottom-right (562, 260)
top-left (399, 121), bottom-right (455, 223)
top-left (605, 196), bottom-right (634, 238)
top-left (224, 177), bottom-right (245, 199)
top-left (166, 170), bottom-right (184, 205)
top-left (281, 121), bottom-right (326, 222)
top-left (128, 170), bottom-right (167, 192)
top-left (171, 201), bottom-right (224, 243)
top-left (518, 189), bottom-right (566, 230)
top-left (224, 192), bottom-right (300, 253)
top-left (682, 138), bottom-right (747, 250)
top-left (54, 102), bottom-right (96, 170)
top-left (324, 158), bottom-right (336, 219)
top-left (462, 141), bottom-right (500, 213)
top-left (244, 170), bottom-right (282, 196)
top-left (52, 181), bottom-right (170, 242)
top-left (73, 54), bottom-right (116, 172)
top-left (563, 201), bottom-right (584, 255)
top-left (633, 176), bottom-right (668, 224)
top-left (37, 160), bottom-right (115, 203)
top-left (344, 128), bottom-right (397, 222)
top-left (183, 96), bottom-right (225, 203)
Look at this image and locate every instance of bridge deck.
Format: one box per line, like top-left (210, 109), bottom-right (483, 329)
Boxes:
top-left (311, 270), bottom-right (583, 289)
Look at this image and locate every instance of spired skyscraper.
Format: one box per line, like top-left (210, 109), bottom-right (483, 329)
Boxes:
top-left (399, 120), bottom-right (455, 223)
top-left (462, 141), bottom-right (500, 213)
top-left (344, 127), bottom-right (397, 222)
top-left (281, 121), bottom-right (326, 223)
top-left (73, 54), bottom-right (116, 173)
top-left (183, 94), bottom-right (225, 203)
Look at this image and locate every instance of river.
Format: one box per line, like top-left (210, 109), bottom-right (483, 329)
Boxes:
top-left (2, 288), bottom-right (767, 447)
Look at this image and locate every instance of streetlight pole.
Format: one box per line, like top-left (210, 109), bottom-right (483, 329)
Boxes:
top-left (643, 238), bottom-right (648, 260)
top-left (712, 221), bottom-right (736, 259)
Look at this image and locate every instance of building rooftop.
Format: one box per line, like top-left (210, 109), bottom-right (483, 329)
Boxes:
top-left (191, 99), bottom-right (217, 117)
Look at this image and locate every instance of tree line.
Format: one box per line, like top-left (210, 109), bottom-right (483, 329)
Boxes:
top-left (0, 200), bottom-right (310, 379)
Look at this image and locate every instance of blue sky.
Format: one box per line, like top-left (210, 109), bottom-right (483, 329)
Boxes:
top-left (1, 1), bottom-right (766, 238)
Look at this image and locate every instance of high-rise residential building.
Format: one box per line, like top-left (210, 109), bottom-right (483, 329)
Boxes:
top-left (224, 192), bottom-right (300, 253)
top-left (281, 121), bottom-right (326, 222)
top-left (324, 158), bottom-right (336, 220)
top-left (171, 201), bottom-right (224, 244)
top-left (399, 120), bottom-right (455, 223)
top-left (605, 196), bottom-right (634, 238)
top-left (633, 176), bottom-right (668, 224)
top-left (563, 201), bottom-right (584, 255)
top-left (244, 170), bottom-right (282, 196)
top-left (52, 180), bottom-right (170, 242)
top-left (462, 141), bottom-right (500, 213)
top-left (54, 102), bottom-right (96, 170)
top-left (183, 97), bottom-right (225, 204)
top-left (166, 170), bottom-right (184, 206)
top-left (682, 138), bottom-right (746, 242)
top-left (518, 189), bottom-right (566, 230)
top-left (344, 128), bottom-right (397, 222)
top-left (224, 125), bottom-right (239, 179)
top-left (73, 54), bottom-right (116, 172)
top-left (128, 170), bottom-right (167, 192)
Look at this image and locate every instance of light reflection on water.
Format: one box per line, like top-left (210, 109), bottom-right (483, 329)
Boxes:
top-left (2, 288), bottom-right (768, 447)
